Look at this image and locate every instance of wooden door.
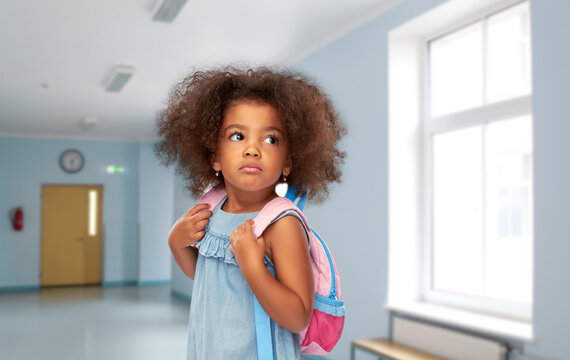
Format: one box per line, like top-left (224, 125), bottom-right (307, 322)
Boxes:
top-left (41, 185), bottom-right (102, 286)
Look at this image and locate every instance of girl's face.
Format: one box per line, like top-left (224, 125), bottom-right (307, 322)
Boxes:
top-left (212, 101), bottom-right (291, 197)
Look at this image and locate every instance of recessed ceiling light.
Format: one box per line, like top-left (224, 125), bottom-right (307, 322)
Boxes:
top-left (79, 116), bottom-right (98, 131)
top-left (104, 65), bottom-right (135, 93)
top-left (151, 0), bottom-right (188, 23)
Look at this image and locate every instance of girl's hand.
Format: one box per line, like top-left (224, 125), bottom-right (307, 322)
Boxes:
top-left (229, 220), bottom-right (266, 271)
top-left (168, 203), bottom-right (212, 249)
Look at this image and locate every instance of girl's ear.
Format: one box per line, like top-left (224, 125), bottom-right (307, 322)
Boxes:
top-left (211, 153), bottom-right (221, 172)
top-left (282, 157), bottom-right (292, 177)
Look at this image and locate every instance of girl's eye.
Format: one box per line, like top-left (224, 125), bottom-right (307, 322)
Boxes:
top-left (229, 132), bottom-right (244, 141)
top-left (264, 136), bottom-right (277, 144)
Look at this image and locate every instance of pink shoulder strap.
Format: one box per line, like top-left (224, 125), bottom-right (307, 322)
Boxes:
top-left (252, 196), bottom-right (310, 238)
top-left (198, 187), bottom-right (227, 210)
top-left (198, 189), bottom-right (308, 238)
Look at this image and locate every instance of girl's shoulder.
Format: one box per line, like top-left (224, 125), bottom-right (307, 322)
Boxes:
top-left (265, 213), bottom-right (307, 240)
top-left (263, 208), bottom-right (310, 264)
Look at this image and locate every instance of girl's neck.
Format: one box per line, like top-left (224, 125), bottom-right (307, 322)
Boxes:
top-left (221, 187), bottom-right (277, 214)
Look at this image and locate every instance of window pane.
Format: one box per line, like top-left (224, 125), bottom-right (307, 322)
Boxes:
top-left (432, 126), bottom-right (483, 295)
top-left (486, 2), bottom-right (531, 103)
top-left (88, 190), bottom-right (98, 236)
top-left (430, 22), bottom-right (483, 117)
top-left (485, 116), bottom-right (533, 304)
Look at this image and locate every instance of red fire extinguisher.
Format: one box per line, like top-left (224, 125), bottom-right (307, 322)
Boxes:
top-left (10, 207), bottom-right (24, 231)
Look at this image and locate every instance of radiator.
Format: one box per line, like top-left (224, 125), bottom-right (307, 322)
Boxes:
top-left (393, 316), bottom-right (507, 360)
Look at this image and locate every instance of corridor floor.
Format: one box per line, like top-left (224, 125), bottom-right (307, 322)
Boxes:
top-left (0, 285), bottom-right (189, 360)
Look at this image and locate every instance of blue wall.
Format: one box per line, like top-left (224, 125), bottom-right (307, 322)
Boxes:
top-left (294, 0), bottom-right (570, 359)
top-left (528, 0), bottom-right (570, 358)
top-left (170, 173), bottom-right (195, 300)
top-left (292, 14), bottom-right (392, 360)
top-left (138, 141), bottom-right (174, 283)
top-left (0, 137), bottom-right (172, 288)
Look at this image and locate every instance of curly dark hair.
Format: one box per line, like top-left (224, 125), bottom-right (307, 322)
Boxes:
top-left (154, 66), bottom-right (346, 202)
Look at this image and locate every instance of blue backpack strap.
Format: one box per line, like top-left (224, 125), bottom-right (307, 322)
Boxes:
top-left (253, 186), bottom-right (307, 360)
top-left (285, 186), bottom-right (307, 211)
top-left (254, 297), bottom-right (274, 360)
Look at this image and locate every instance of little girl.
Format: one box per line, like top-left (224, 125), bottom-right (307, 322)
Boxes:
top-left (155, 66), bottom-right (346, 359)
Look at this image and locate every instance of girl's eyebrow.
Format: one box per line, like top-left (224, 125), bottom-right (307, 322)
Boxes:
top-left (223, 124), bottom-right (245, 132)
top-left (264, 126), bottom-right (285, 136)
top-left (223, 124), bottom-right (285, 136)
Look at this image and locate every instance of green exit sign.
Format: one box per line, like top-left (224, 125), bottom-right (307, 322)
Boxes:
top-left (107, 165), bottom-right (124, 174)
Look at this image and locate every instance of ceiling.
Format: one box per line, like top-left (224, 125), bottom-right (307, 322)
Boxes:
top-left (0, 0), bottom-right (400, 141)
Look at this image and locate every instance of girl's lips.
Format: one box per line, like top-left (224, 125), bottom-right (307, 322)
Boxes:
top-left (239, 164), bottom-right (262, 173)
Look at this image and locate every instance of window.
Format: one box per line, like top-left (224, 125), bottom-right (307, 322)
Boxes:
top-left (424, 1), bottom-right (532, 320)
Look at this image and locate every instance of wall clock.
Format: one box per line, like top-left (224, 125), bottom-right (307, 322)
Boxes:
top-left (59, 149), bottom-right (85, 174)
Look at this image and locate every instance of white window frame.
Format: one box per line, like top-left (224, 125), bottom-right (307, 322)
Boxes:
top-left (386, 0), bottom-right (534, 342)
top-left (422, 0), bottom-right (533, 322)
top-left (422, 98), bottom-right (533, 321)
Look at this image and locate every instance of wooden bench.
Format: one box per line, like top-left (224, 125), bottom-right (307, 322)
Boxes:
top-left (351, 338), bottom-right (445, 360)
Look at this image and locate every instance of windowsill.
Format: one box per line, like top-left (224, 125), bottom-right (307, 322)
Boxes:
top-left (384, 301), bottom-right (534, 343)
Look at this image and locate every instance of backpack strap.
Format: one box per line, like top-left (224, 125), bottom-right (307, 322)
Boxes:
top-left (254, 298), bottom-right (274, 360)
top-left (251, 196), bottom-right (309, 239)
top-left (285, 186), bottom-right (307, 211)
top-left (252, 194), bottom-right (310, 360)
top-left (197, 187), bottom-right (227, 210)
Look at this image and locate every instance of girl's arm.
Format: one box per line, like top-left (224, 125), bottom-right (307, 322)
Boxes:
top-left (230, 217), bottom-right (314, 333)
top-left (168, 203), bottom-right (212, 279)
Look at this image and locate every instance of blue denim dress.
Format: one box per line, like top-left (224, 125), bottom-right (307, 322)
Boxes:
top-left (187, 199), bottom-right (301, 359)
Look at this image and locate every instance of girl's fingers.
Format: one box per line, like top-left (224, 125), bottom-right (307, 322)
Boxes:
top-left (184, 210), bottom-right (211, 229)
top-left (192, 209), bottom-right (212, 219)
top-left (186, 210), bottom-right (212, 223)
top-left (243, 220), bottom-right (254, 235)
top-left (229, 220), bottom-right (255, 248)
top-left (185, 203), bottom-right (210, 217)
top-left (191, 230), bottom-right (205, 242)
top-left (193, 219), bottom-right (210, 231)
top-left (233, 225), bottom-right (244, 241)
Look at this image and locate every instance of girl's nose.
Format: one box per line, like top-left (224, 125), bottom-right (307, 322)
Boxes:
top-left (244, 149), bottom-right (260, 157)
top-left (244, 143), bottom-right (260, 157)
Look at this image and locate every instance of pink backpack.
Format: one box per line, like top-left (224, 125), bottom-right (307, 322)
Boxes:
top-left (199, 187), bottom-right (345, 358)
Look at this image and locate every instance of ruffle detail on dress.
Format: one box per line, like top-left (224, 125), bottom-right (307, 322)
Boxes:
top-left (195, 230), bottom-right (274, 268)
top-left (195, 231), bottom-right (238, 266)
